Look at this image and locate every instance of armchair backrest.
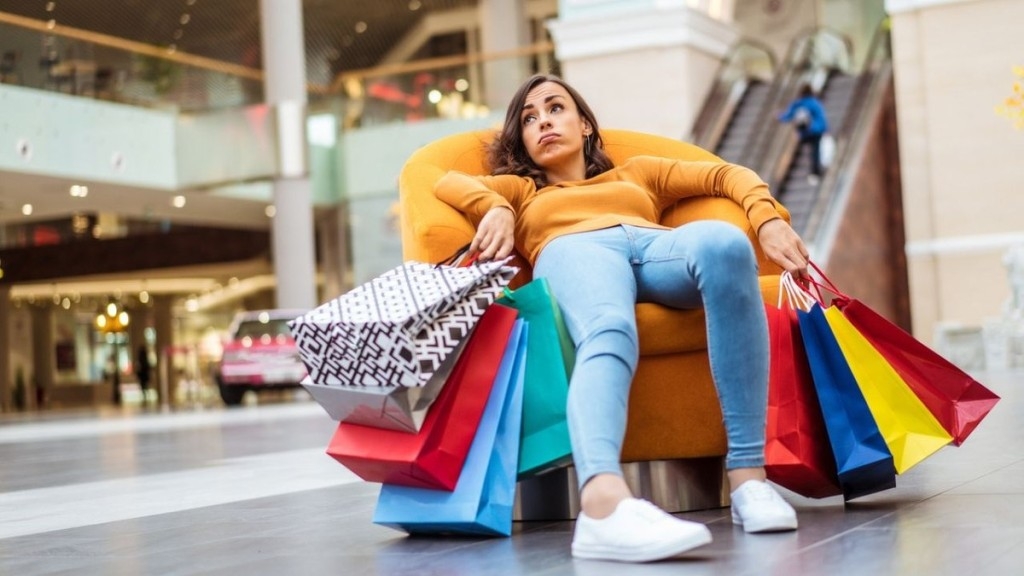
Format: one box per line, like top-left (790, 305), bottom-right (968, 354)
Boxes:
top-left (398, 129), bottom-right (786, 277)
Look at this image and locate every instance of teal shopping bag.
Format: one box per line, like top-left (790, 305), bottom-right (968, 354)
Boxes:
top-left (497, 278), bottom-right (574, 477)
top-left (372, 320), bottom-right (527, 536)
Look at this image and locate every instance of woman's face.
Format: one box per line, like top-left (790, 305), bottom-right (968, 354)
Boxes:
top-left (519, 81), bottom-right (591, 182)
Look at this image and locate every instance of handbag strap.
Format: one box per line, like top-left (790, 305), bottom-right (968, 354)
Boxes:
top-left (779, 271), bottom-right (817, 311)
top-left (798, 261), bottom-right (851, 306)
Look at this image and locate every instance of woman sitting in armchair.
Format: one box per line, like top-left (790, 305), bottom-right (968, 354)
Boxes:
top-left (435, 74), bottom-right (809, 563)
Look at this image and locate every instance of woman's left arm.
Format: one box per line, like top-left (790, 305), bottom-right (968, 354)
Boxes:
top-left (642, 157), bottom-right (809, 274)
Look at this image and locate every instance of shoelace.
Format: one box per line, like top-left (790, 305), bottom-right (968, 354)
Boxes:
top-left (740, 482), bottom-right (781, 502)
top-left (631, 499), bottom-right (673, 523)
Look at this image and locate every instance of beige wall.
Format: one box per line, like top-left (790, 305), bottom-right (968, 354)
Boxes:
top-left (549, 2), bottom-right (738, 139)
top-left (889, 0), bottom-right (1024, 341)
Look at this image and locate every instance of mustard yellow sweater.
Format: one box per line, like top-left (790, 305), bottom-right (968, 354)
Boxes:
top-left (434, 155), bottom-right (784, 265)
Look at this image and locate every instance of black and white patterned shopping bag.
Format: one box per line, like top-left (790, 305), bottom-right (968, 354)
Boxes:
top-left (289, 258), bottom-right (518, 388)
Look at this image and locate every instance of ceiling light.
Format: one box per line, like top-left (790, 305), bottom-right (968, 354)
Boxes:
top-left (173, 29), bottom-right (183, 40)
top-left (455, 78), bottom-right (469, 92)
top-left (265, 205), bottom-right (276, 218)
top-left (355, 21), bottom-right (367, 34)
top-left (172, 195), bottom-right (186, 208)
top-left (180, 14), bottom-right (191, 25)
top-left (46, 19), bottom-right (56, 30)
top-left (409, 1), bottom-right (422, 10)
top-left (428, 89), bottom-right (443, 104)
top-left (46, 2), bottom-right (55, 12)
top-left (139, 291), bottom-right (150, 304)
top-left (21, 204), bottom-right (32, 216)
top-left (70, 184), bottom-right (88, 197)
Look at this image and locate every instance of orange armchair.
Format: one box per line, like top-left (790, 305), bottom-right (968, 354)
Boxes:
top-left (399, 128), bottom-right (787, 514)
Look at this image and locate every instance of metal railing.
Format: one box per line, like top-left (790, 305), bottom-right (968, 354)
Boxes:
top-left (1, 11), bottom-right (558, 121)
top-left (688, 38), bottom-right (776, 150)
top-left (748, 27), bottom-right (855, 183)
top-left (805, 18), bottom-right (895, 259)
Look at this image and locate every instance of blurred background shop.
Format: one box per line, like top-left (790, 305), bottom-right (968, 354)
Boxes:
top-left (1, 0), bottom-right (1021, 413)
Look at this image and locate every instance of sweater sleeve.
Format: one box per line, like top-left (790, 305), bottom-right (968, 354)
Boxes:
top-left (628, 156), bottom-right (785, 232)
top-left (434, 171), bottom-right (531, 226)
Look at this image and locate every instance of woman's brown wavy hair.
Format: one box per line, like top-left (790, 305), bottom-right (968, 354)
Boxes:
top-left (487, 74), bottom-right (613, 188)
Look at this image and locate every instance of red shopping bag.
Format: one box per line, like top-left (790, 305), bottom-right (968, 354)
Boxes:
top-left (807, 263), bottom-right (999, 446)
top-left (326, 303), bottom-right (518, 490)
top-left (765, 274), bottom-right (842, 498)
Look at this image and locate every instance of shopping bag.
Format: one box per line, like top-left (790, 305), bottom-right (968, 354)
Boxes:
top-left (291, 258), bottom-right (517, 432)
top-left (798, 302), bottom-right (896, 500)
top-left (373, 320), bottom-right (527, 536)
top-left (325, 304), bottom-right (519, 490)
top-left (805, 262), bottom-right (999, 446)
top-left (837, 299), bottom-right (998, 446)
top-left (819, 133), bottom-right (836, 168)
top-left (496, 278), bottom-right (574, 477)
top-left (764, 274), bottom-right (842, 498)
top-left (290, 258), bottom-right (517, 386)
top-left (823, 307), bottom-right (953, 473)
top-left (299, 287), bottom-right (478, 432)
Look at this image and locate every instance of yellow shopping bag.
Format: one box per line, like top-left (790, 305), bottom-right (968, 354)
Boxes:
top-left (823, 307), bottom-right (953, 473)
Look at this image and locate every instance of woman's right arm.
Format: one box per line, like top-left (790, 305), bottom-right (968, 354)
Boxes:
top-left (434, 171), bottom-right (527, 261)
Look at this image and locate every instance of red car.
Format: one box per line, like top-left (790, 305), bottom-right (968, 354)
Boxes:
top-left (215, 309), bottom-right (308, 406)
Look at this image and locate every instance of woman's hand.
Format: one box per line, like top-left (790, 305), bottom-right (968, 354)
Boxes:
top-left (757, 218), bottom-right (809, 277)
top-left (470, 206), bottom-right (515, 261)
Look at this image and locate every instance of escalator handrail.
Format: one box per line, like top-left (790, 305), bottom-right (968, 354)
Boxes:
top-left (748, 27), bottom-right (857, 186)
top-left (805, 19), bottom-right (895, 256)
top-left (688, 38), bottom-right (778, 149)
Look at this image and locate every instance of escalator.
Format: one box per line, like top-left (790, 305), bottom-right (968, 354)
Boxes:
top-left (714, 80), bottom-right (772, 164)
top-left (691, 21), bottom-right (909, 328)
top-left (774, 71), bottom-right (859, 232)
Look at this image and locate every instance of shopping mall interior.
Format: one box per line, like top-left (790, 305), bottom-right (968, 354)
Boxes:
top-left (2, 1), bottom-right (1023, 574)
top-left (2, 0), bottom-right (1021, 415)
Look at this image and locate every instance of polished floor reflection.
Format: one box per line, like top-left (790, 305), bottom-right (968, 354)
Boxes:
top-left (1, 370), bottom-right (1021, 576)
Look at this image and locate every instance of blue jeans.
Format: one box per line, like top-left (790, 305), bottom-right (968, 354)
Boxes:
top-left (532, 222), bottom-right (769, 489)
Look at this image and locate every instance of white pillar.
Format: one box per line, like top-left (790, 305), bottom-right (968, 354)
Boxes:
top-left (260, 0), bottom-right (318, 310)
top-left (0, 287), bottom-right (9, 412)
top-left (548, 0), bottom-right (739, 138)
top-left (479, 0), bottom-right (530, 109)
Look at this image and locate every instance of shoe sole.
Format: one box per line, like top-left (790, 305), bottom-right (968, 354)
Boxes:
top-left (731, 512), bottom-right (798, 533)
top-left (571, 527), bottom-right (712, 563)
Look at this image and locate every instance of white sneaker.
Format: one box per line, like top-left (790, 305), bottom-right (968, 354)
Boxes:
top-left (571, 498), bottom-right (712, 562)
top-left (730, 480), bottom-right (798, 533)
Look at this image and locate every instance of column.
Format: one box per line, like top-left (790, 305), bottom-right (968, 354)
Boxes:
top-left (260, 0), bottom-right (318, 311)
top-left (0, 286), bottom-right (9, 412)
top-left (128, 304), bottom-right (149, 401)
top-left (153, 295), bottom-right (174, 409)
top-left (316, 205), bottom-right (351, 302)
top-left (30, 304), bottom-right (55, 410)
top-left (479, 0), bottom-right (530, 110)
top-left (548, 0), bottom-right (740, 139)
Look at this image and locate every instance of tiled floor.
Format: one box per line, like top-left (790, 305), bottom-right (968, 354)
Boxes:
top-left (1, 370), bottom-right (1021, 576)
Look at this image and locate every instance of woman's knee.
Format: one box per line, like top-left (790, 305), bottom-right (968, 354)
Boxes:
top-left (692, 222), bottom-right (757, 271)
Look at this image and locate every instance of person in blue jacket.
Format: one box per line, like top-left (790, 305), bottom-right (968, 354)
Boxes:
top-left (778, 84), bottom-right (829, 182)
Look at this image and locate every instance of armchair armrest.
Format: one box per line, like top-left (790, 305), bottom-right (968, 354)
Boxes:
top-left (398, 160), bottom-right (476, 264)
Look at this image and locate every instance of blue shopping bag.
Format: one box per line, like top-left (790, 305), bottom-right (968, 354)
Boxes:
top-left (797, 303), bottom-right (897, 500)
top-left (372, 320), bottom-right (527, 536)
top-left (497, 279), bottom-right (573, 477)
